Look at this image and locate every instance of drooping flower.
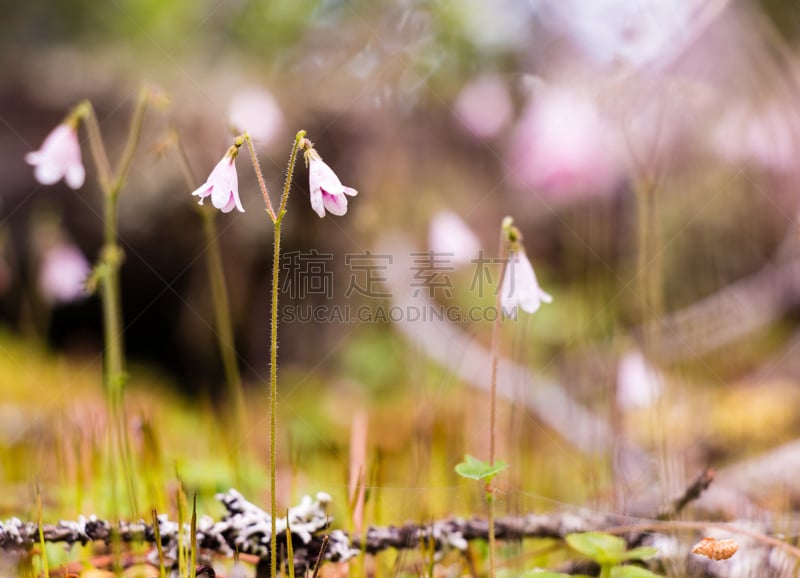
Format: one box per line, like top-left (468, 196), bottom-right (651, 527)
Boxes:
top-left (305, 149), bottom-right (357, 218)
top-left (38, 243), bottom-right (91, 305)
top-left (500, 249), bottom-right (552, 318)
top-left (191, 148), bottom-right (244, 213)
top-left (428, 211), bottom-right (481, 266)
top-left (26, 123), bottom-right (85, 189)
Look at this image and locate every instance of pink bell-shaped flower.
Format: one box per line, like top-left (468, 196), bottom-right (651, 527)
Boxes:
top-left (306, 151), bottom-right (357, 218)
top-left (192, 151), bottom-right (244, 213)
top-left (26, 123), bottom-right (85, 190)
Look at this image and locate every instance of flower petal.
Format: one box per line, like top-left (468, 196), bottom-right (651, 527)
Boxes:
top-left (322, 191), bottom-right (348, 216)
top-left (309, 188), bottom-right (326, 217)
top-left (65, 163), bottom-right (86, 190)
top-left (33, 162), bottom-right (64, 186)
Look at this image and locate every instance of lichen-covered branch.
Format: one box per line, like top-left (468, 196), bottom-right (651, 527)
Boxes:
top-left (4, 487), bottom-right (798, 577)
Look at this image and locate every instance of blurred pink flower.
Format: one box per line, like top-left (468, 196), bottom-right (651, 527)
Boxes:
top-left (192, 154), bottom-right (244, 213)
top-left (500, 249), bottom-right (552, 318)
top-left (616, 349), bottom-right (663, 410)
top-left (453, 75), bottom-right (512, 139)
top-left (26, 123), bottom-right (85, 189)
top-left (307, 155), bottom-right (358, 218)
top-left (228, 87), bottom-right (284, 148)
top-left (509, 89), bottom-right (622, 201)
top-left (429, 211), bottom-right (481, 266)
top-left (38, 244), bottom-right (91, 305)
top-left (712, 103), bottom-right (798, 173)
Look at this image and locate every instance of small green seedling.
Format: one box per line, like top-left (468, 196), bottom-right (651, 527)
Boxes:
top-left (455, 455), bottom-right (508, 577)
top-left (565, 532), bottom-right (662, 578)
top-left (455, 455), bottom-right (508, 486)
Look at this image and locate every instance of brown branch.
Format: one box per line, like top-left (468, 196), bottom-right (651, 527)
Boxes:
top-left (657, 468), bottom-right (716, 520)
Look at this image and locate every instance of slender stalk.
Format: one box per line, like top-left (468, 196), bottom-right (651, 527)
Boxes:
top-left (78, 101), bottom-right (113, 191)
top-left (36, 486), bottom-right (49, 578)
top-left (278, 131), bottom-right (306, 214)
top-left (244, 133), bottom-right (276, 222)
top-left (264, 131), bottom-right (306, 578)
top-left (112, 87), bottom-right (149, 189)
top-left (486, 228), bottom-right (509, 578)
top-left (269, 215), bottom-right (282, 578)
top-left (489, 231), bottom-right (508, 467)
top-left (487, 487), bottom-right (497, 578)
top-left (80, 91), bottom-right (150, 518)
top-left (634, 177), bottom-right (663, 342)
top-left (190, 494), bottom-right (198, 578)
top-left (202, 210), bottom-right (248, 419)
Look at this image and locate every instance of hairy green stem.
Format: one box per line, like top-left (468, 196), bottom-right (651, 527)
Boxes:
top-left (265, 131), bottom-right (306, 578)
top-left (269, 215), bottom-right (282, 578)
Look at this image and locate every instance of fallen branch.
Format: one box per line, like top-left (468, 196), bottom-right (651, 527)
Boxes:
top-left (4, 483), bottom-right (800, 577)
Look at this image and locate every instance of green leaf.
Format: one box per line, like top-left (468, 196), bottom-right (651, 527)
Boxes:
top-left (565, 532), bottom-right (627, 565)
top-left (454, 455), bottom-right (508, 481)
top-left (621, 547), bottom-right (659, 562)
top-left (611, 566), bottom-right (665, 578)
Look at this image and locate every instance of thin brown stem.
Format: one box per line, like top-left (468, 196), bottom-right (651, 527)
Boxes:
top-left (487, 228), bottom-right (510, 578)
top-left (245, 133), bottom-right (276, 222)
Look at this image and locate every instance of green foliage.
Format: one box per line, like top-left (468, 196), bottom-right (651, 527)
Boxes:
top-left (566, 533), bottom-right (657, 566)
top-left (454, 454), bottom-right (508, 482)
top-left (565, 532), bottom-right (661, 578)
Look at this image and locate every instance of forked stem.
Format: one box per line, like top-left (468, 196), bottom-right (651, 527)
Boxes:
top-left (262, 131), bottom-right (306, 578)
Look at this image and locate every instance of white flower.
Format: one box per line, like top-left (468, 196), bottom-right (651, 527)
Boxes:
top-left (308, 155), bottom-right (358, 218)
top-left (191, 154), bottom-right (244, 213)
top-left (428, 211), bottom-right (481, 266)
top-left (26, 123), bottom-right (85, 190)
top-left (500, 249), bottom-right (552, 317)
top-left (616, 349), bottom-right (663, 410)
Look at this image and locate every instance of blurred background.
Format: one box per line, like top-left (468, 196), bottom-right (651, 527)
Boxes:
top-left (4, 0), bottom-right (800, 558)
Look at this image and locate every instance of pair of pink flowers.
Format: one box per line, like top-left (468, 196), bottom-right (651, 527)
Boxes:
top-left (190, 144), bottom-right (357, 217)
